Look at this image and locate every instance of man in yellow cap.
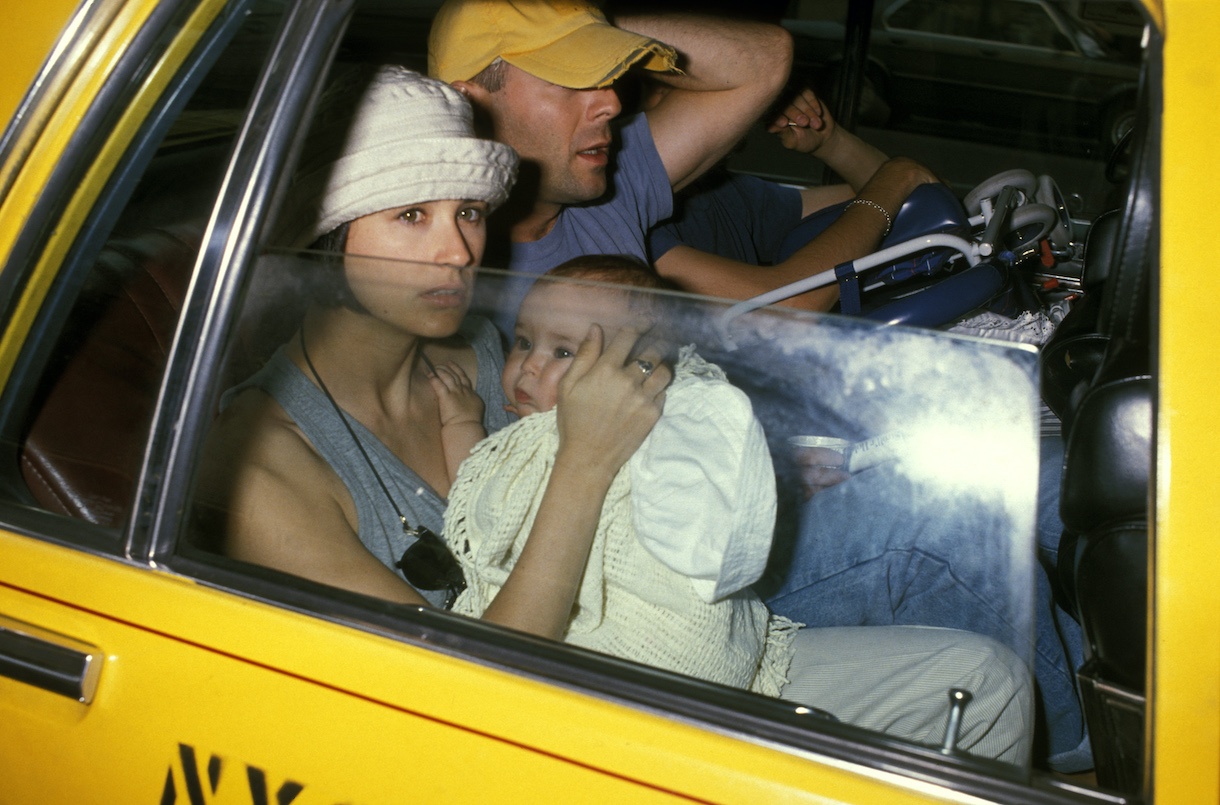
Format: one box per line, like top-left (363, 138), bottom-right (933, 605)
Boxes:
top-left (428, 0), bottom-right (792, 309)
top-left (428, 0), bottom-right (937, 321)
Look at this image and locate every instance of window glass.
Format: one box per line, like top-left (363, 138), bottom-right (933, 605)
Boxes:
top-left (753, 0), bottom-right (1145, 222)
top-left (185, 250), bottom-right (1042, 772)
top-left (0, 0), bottom-right (284, 538)
top-left (887, 0), bottom-right (979, 36)
top-left (986, 0), bottom-right (1068, 49)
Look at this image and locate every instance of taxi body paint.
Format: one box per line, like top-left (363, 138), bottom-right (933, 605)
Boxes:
top-left (0, 0), bottom-right (1216, 802)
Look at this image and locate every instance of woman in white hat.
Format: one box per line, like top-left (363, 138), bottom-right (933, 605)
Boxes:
top-left (199, 66), bottom-right (670, 639)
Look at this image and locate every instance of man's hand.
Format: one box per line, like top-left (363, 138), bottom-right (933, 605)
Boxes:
top-left (767, 87), bottom-right (837, 155)
top-left (767, 86), bottom-right (890, 193)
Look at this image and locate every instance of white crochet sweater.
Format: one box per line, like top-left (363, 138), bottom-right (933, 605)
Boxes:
top-left (444, 350), bottom-right (797, 695)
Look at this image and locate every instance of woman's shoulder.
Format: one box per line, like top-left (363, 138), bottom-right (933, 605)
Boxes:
top-left (208, 387), bottom-right (337, 491)
top-left (200, 386), bottom-right (353, 533)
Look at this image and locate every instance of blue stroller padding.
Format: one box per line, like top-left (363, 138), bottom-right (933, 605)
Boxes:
top-left (777, 183), bottom-right (970, 283)
top-left (777, 183), bottom-right (1007, 327)
top-left (850, 259), bottom-right (1008, 326)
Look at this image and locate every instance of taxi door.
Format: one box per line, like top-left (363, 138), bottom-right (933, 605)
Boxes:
top-left (0, 0), bottom-right (601, 800)
top-left (0, 2), bottom-right (895, 802)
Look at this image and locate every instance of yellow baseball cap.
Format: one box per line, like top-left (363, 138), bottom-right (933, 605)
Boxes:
top-left (429, 0), bottom-right (679, 89)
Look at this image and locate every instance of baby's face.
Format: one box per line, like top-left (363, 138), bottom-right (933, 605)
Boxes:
top-left (502, 282), bottom-right (637, 418)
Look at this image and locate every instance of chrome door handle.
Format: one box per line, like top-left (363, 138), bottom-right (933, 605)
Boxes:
top-left (0, 615), bottom-right (101, 703)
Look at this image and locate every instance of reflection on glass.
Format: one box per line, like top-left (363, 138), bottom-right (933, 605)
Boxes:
top-left (191, 251), bottom-right (1047, 768)
top-left (751, 0), bottom-right (1143, 220)
top-left (5, 0), bottom-right (285, 532)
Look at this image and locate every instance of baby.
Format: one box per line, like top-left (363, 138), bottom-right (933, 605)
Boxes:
top-left (430, 255), bottom-right (796, 694)
top-left (427, 256), bottom-right (1036, 763)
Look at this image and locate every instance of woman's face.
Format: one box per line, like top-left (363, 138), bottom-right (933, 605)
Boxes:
top-left (341, 199), bottom-right (488, 337)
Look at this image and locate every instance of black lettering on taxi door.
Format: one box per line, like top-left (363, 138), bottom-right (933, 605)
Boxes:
top-left (248, 765), bottom-right (305, 805)
top-left (161, 743), bottom-right (304, 804)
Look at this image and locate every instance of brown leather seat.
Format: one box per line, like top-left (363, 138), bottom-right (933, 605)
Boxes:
top-left (20, 222), bottom-right (201, 527)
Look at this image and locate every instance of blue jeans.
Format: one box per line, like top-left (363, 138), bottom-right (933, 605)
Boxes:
top-left (761, 435), bottom-right (1089, 772)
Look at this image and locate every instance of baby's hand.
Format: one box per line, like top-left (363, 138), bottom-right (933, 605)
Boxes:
top-left (766, 88), bottom-right (836, 155)
top-left (429, 361), bottom-right (484, 427)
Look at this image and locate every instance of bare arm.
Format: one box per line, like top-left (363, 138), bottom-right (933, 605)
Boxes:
top-left (202, 400), bottom-right (432, 606)
top-left (767, 88), bottom-right (889, 214)
top-left (616, 13), bottom-right (792, 193)
top-left (428, 360), bottom-right (487, 483)
top-left (655, 87), bottom-right (936, 310)
top-left (655, 157), bottom-right (938, 311)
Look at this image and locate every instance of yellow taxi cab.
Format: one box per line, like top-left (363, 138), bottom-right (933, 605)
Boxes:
top-left (0, 0), bottom-right (1215, 802)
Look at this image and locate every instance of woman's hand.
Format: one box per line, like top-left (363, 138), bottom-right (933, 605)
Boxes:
top-left (554, 325), bottom-right (671, 485)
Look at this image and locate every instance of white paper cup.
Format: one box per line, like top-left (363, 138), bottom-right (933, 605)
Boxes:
top-left (787, 435), bottom-right (852, 452)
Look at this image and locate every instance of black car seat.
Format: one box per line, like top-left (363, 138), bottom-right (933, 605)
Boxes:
top-left (1041, 60), bottom-right (1157, 794)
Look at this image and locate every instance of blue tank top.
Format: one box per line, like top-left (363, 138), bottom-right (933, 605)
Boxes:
top-left (224, 316), bottom-right (513, 606)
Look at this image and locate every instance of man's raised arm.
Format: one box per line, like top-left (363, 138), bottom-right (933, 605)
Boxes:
top-left (616, 13), bottom-right (792, 193)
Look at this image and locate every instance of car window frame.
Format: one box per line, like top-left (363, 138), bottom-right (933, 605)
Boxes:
top-left (0, 0), bottom-right (258, 551)
top-left (135, 0), bottom-right (355, 565)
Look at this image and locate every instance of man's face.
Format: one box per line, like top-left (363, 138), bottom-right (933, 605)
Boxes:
top-left (480, 64), bottom-right (622, 206)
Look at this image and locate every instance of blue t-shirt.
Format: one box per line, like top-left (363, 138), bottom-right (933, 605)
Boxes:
top-left (491, 113), bottom-right (673, 332)
top-left (649, 171), bottom-right (803, 265)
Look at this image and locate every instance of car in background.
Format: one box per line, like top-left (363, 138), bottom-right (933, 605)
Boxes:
top-left (0, 0), bottom-right (1216, 803)
top-left (782, 0), bottom-right (1141, 156)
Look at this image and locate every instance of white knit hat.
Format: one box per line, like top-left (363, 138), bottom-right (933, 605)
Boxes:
top-left (279, 65), bottom-right (518, 248)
